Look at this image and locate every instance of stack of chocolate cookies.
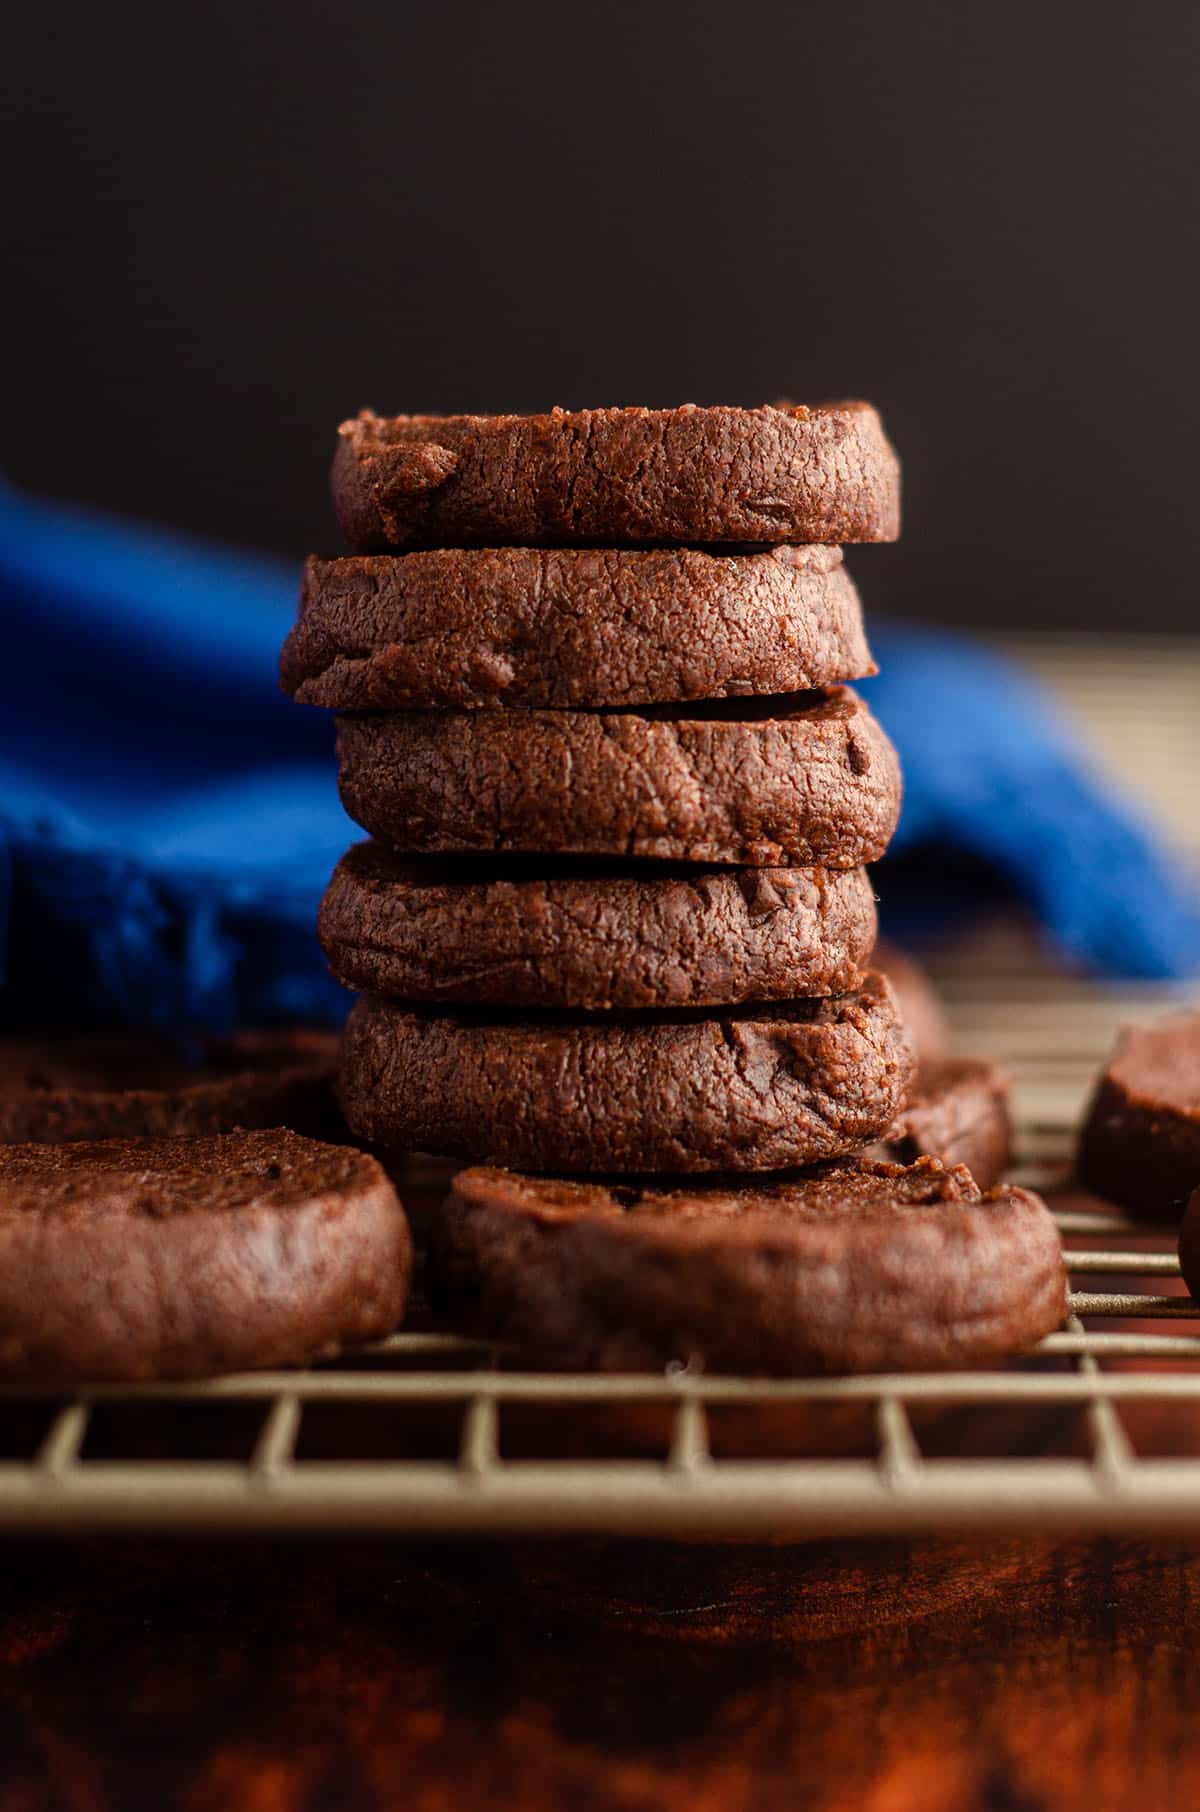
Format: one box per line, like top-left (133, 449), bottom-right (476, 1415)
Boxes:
top-left (283, 402), bottom-right (1066, 1373)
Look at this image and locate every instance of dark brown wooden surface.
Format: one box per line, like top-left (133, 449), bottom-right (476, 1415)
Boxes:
top-left (2, 1532), bottom-right (1198, 1811)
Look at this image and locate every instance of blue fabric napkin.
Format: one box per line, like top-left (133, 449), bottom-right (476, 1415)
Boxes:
top-left (2, 482), bottom-right (1198, 1031)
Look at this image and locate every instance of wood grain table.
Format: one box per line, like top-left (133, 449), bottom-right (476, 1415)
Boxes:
top-left (2, 1532), bottom-right (1198, 1810)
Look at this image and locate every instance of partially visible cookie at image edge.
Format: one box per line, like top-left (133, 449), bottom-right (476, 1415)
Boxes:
top-left (0, 1129), bottom-right (411, 1382)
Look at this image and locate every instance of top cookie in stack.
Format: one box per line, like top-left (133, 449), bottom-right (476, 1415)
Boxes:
top-left (328, 401), bottom-right (901, 550)
top-left (282, 401), bottom-right (912, 1175)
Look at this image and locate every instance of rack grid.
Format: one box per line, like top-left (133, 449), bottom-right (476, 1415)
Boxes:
top-left (3, 1023), bottom-right (1200, 1540)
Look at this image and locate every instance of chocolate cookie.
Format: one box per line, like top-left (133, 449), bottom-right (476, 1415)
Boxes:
top-left (874, 1058), bottom-right (1012, 1190)
top-left (0, 1029), bottom-right (341, 1144)
top-left (872, 939), bottom-right (949, 1063)
top-left (336, 687), bottom-right (901, 868)
top-left (1176, 1185), bottom-right (1200, 1300)
top-left (282, 545), bottom-right (874, 711)
top-left (337, 972), bottom-right (913, 1174)
top-left (1078, 1011), bottom-right (1200, 1219)
top-left (332, 402), bottom-right (901, 550)
top-left (0, 1130), bottom-right (411, 1382)
top-left (319, 844), bottom-right (878, 1011)
top-left (429, 1158), bottom-right (1067, 1374)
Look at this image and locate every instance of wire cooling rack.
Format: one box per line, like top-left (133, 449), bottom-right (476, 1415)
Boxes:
top-left (0, 639), bottom-right (1197, 1539)
top-left (1, 984), bottom-right (1199, 1540)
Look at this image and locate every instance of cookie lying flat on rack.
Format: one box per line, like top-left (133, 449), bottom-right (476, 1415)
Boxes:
top-left (429, 1158), bottom-right (1067, 1374)
top-left (0, 1130), bottom-right (411, 1382)
top-left (336, 687), bottom-right (900, 868)
top-left (282, 545), bottom-right (873, 711)
top-left (1079, 1011), bottom-right (1200, 1219)
top-left (337, 973), bottom-right (913, 1175)
top-left (0, 1030), bottom-right (340, 1144)
top-left (332, 402), bottom-right (901, 551)
top-left (874, 1058), bottom-right (1012, 1190)
top-left (319, 844), bottom-right (878, 1011)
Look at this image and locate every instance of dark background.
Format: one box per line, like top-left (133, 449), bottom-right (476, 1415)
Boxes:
top-left (5, 1), bottom-right (1198, 631)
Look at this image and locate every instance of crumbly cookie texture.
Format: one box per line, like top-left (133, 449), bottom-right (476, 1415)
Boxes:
top-left (430, 1156), bottom-right (1067, 1374)
top-left (336, 972), bottom-right (914, 1175)
top-left (283, 544), bottom-right (873, 710)
top-left (0, 1130), bottom-right (411, 1381)
top-left (0, 1030), bottom-right (340, 1143)
top-left (332, 402), bottom-right (901, 549)
top-left (1079, 1012), bottom-right (1200, 1219)
top-left (319, 845), bottom-right (878, 1011)
top-left (873, 1058), bottom-right (1012, 1190)
top-left (335, 687), bottom-right (901, 868)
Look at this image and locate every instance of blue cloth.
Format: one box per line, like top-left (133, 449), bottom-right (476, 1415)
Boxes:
top-left (2, 483), bottom-right (1198, 1031)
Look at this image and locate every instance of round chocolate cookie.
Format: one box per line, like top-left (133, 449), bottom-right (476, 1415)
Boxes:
top-left (337, 972), bottom-right (913, 1174)
top-left (1177, 1185), bottom-right (1200, 1301)
top-left (1078, 1011), bottom-right (1200, 1219)
top-left (336, 687), bottom-right (900, 868)
top-left (282, 545), bottom-right (873, 711)
top-left (429, 1158), bottom-right (1067, 1374)
top-left (332, 401), bottom-right (901, 551)
top-left (872, 938), bottom-right (950, 1063)
top-left (873, 1058), bottom-right (1012, 1190)
top-left (0, 1029), bottom-right (341, 1144)
top-left (319, 844), bottom-right (878, 1011)
top-left (0, 1130), bottom-right (412, 1382)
